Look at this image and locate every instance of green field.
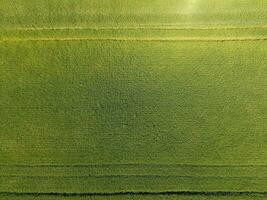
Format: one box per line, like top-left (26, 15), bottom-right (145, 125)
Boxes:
top-left (0, 193), bottom-right (267, 200)
top-left (1, 0), bottom-right (267, 199)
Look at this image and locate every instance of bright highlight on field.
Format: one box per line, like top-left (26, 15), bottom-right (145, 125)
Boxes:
top-left (180, 0), bottom-right (200, 14)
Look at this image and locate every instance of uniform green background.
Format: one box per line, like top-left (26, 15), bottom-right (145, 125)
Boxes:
top-left (1, 0), bottom-right (267, 199)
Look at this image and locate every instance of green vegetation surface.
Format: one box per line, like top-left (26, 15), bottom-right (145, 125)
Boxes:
top-left (1, 0), bottom-right (267, 199)
top-left (0, 193), bottom-right (267, 200)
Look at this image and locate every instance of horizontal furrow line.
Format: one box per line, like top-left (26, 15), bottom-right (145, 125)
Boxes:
top-left (1, 37), bottom-right (267, 42)
top-left (3, 25), bottom-right (267, 31)
top-left (0, 175), bottom-right (267, 179)
top-left (1, 163), bottom-right (267, 168)
top-left (1, 191), bottom-right (267, 196)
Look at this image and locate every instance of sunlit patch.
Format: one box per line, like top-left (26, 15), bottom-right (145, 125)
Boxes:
top-left (180, 0), bottom-right (200, 14)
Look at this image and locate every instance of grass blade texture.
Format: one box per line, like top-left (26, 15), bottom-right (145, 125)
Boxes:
top-left (0, 0), bottom-right (267, 199)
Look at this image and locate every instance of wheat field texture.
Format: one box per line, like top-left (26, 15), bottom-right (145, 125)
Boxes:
top-left (0, 0), bottom-right (267, 199)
